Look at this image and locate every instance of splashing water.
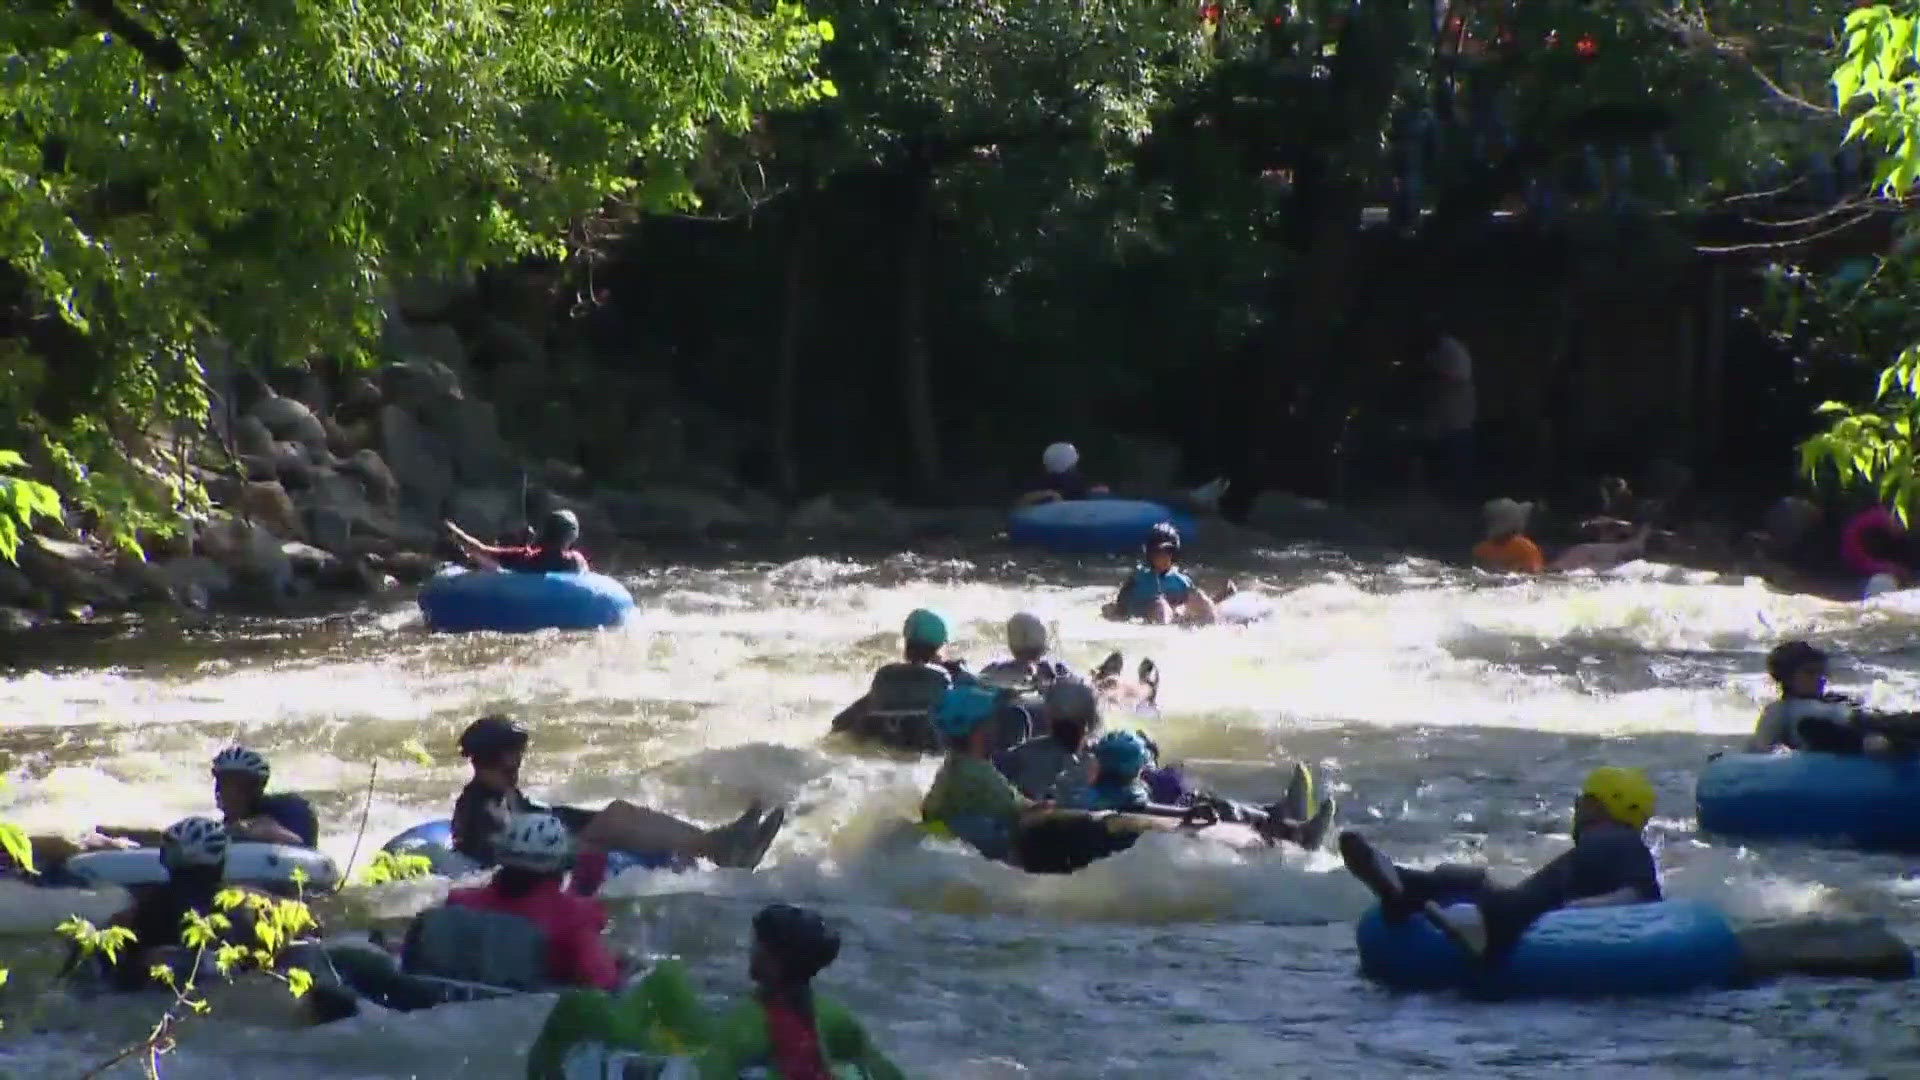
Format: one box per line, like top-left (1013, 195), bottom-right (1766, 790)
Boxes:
top-left (4, 548), bottom-right (1920, 1077)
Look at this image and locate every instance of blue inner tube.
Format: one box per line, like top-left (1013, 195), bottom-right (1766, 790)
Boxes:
top-left (1697, 752), bottom-right (1920, 850)
top-left (1007, 499), bottom-right (1195, 556)
top-left (1355, 900), bottom-right (1743, 998)
top-left (417, 567), bottom-right (635, 633)
top-left (381, 820), bottom-right (676, 879)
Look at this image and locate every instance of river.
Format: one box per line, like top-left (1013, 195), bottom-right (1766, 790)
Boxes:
top-left (3, 547), bottom-right (1919, 1078)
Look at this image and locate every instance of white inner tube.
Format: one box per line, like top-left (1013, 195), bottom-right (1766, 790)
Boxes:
top-left (65, 843), bottom-right (340, 891)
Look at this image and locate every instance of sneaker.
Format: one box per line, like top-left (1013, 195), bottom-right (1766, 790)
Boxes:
top-left (717, 805), bottom-right (787, 870)
top-left (707, 803), bottom-right (763, 865)
top-left (1296, 797), bottom-right (1336, 851)
top-left (1338, 831), bottom-right (1413, 920)
top-left (1281, 763), bottom-right (1314, 823)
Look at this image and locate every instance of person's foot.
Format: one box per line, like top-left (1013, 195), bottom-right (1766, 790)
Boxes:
top-left (1296, 797), bottom-right (1336, 851)
top-left (1281, 763), bottom-right (1314, 823)
top-left (715, 805), bottom-right (787, 870)
top-left (1338, 830), bottom-right (1415, 921)
top-left (706, 802), bottom-right (763, 864)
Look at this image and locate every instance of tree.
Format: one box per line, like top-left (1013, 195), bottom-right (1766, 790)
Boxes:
top-left (1798, 2), bottom-right (1920, 520)
top-left (0, 0), bottom-right (832, 548)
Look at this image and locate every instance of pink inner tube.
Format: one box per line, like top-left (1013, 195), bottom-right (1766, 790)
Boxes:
top-left (1840, 506), bottom-right (1906, 577)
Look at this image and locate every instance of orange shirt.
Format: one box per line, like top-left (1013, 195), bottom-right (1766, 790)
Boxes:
top-left (1473, 534), bottom-right (1545, 574)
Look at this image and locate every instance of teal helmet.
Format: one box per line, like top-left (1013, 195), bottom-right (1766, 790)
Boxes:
top-left (903, 608), bottom-right (949, 648)
top-left (933, 684), bottom-right (1000, 738)
top-left (1093, 730), bottom-right (1150, 777)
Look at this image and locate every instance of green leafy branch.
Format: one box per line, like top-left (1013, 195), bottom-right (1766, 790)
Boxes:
top-left (0, 450), bottom-right (62, 565)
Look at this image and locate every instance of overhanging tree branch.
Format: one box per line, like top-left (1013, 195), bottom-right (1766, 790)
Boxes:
top-left (76, 0), bottom-right (189, 73)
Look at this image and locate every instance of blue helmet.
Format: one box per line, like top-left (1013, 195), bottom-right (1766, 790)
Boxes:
top-left (1094, 730), bottom-right (1150, 777)
top-left (933, 684), bottom-right (1000, 738)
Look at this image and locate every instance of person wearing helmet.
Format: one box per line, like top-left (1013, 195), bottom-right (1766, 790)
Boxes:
top-left (452, 714), bottom-right (784, 879)
top-left (1749, 640), bottom-right (1915, 755)
top-left (98, 817), bottom-right (315, 992)
top-left (922, 684), bottom-right (1044, 860)
top-left (93, 746), bottom-right (318, 852)
top-left (698, 903), bottom-right (905, 1080)
top-left (211, 746), bottom-right (318, 847)
top-left (1068, 730), bottom-right (1335, 849)
top-left (1016, 441), bottom-right (1111, 507)
top-left (977, 611), bottom-right (1076, 691)
top-left (443, 812), bottom-right (621, 989)
top-left (1337, 766), bottom-right (1663, 961)
top-left (831, 608), bottom-right (986, 753)
top-left (444, 508), bottom-right (589, 575)
top-left (995, 678), bottom-right (1102, 805)
top-left (1103, 522), bottom-right (1223, 626)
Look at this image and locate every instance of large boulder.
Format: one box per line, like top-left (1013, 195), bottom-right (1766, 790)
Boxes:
top-left (217, 479), bottom-right (305, 541)
top-left (598, 485), bottom-right (753, 540)
top-left (385, 324), bottom-right (471, 389)
top-left (198, 518), bottom-right (294, 598)
top-left (378, 404), bottom-right (455, 514)
top-left (340, 448), bottom-right (399, 508)
top-left (232, 414), bottom-right (275, 458)
top-left (448, 399), bottom-right (514, 483)
top-left (17, 536), bottom-right (125, 606)
top-left (379, 359), bottom-right (464, 416)
top-left (250, 394), bottom-right (329, 449)
top-left (154, 556), bottom-right (234, 610)
top-left (446, 486), bottom-right (520, 540)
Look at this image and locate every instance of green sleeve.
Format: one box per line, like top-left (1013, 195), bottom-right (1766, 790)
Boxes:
top-left (695, 998), bottom-right (769, 1080)
top-left (818, 996), bottom-right (907, 1080)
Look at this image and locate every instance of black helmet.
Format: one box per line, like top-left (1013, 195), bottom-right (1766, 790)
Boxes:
top-left (458, 714), bottom-right (529, 760)
top-left (540, 508), bottom-right (581, 548)
top-left (1766, 640), bottom-right (1826, 684)
top-left (1144, 521), bottom-right (1181, 554)
top-left (752, 903), bottom-right (841, 981)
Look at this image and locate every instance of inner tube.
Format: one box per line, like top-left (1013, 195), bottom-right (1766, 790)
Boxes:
top-left (1008, 500), bottom-right (1195, 556)
top-left (380, 820), bottom-right (678, 883)
top-left (1009, 808), bottom-right (1267, 874)
top-left (1356, 900), bottom-right (1744, 998)
top-left (63, 843), bottom-right (339, 892)
top-left (1696, 752), bottom-right (1920, 850)
top-left (318, 940), bottom-right (526, 1017)
top-left (418, 566), bottom-right (635, 633)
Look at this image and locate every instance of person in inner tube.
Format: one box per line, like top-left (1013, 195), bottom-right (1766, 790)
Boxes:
top-left (976, 611), bottom-right (1076, 690)
top-left (1015, 441), bottom-right (1112, 507)
top-left (921, 684), bottom-right (1047, 861)
top-left (1071, 731), bottom-right (1333, 850)
top-left (1103, 522), bottom-right (1227, 626)
top-left (1337, 766), bottom-right (1662, 962)
top-left (694, 903), bottom-right (906, 1079)
top-left (832, 608), bottom-right (978, 737)
top-left (444, 508), bottom-right (589, 574)
top-left (92, 746), bottom-right (317, 851)
top-left (93, 817), bottom-right (323, 993)
top-left (452, 715), bottom-right (786, 890)
top-left (443, 812), bottom-right (622, 989)
top-left (1750, 640), bottom-right (1920, 756)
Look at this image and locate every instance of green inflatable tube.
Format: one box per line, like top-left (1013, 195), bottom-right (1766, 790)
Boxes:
top-left (526, 960), bottom-right (904, 1080)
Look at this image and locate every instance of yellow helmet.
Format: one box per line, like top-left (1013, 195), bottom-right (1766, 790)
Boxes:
top-left (1581, 766), bottom-right (1655, 829)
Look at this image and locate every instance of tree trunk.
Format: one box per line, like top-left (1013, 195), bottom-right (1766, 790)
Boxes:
top-left (898, 166), bottom-right (941, 494)
top-left (772, 203), bottom-right (814, 499)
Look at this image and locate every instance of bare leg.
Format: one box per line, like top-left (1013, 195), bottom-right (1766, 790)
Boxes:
top-left (1148, 597), bottom-right (1175, 625)
top-left (1180, 590), bottom-right (1219, 626)
top-left (577, 800), bottom-right (764, 865)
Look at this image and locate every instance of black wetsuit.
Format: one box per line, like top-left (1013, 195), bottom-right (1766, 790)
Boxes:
top-left (450, 782), bottom-right (594, 866)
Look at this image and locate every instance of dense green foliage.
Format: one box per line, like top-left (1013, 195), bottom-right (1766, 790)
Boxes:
top-left (1800, 2), bottom-right (1920, 521)
top-left (0, 0), bottom-right (830, 557)
top-left (0, 0), bottom-right (1904, 547)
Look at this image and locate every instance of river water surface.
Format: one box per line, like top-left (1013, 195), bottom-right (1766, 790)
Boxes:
top-left (4, 546), bottom-right (1920, 1078)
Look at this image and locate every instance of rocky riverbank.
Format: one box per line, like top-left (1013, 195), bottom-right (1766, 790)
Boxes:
top-left (0, 284), bottom-right (1522, 634)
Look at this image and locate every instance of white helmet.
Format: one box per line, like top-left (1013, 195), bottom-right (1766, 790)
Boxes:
top-left (1006, 612), bottom-right (1048, 655)
top-left (495, 812), bottom-right (573, 873)
top-left (161, 816), bottom-right (230, 871)
top-left (1041, 442), bottom-right (1079, 475)
top-left (211, 746), bottom-right (270, 781)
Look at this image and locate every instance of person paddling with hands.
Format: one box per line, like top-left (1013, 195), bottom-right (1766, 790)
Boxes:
top-left (1338, 766), bottom-right (1661, 961)
top-left (445, 508), bottom-right (588, 574)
